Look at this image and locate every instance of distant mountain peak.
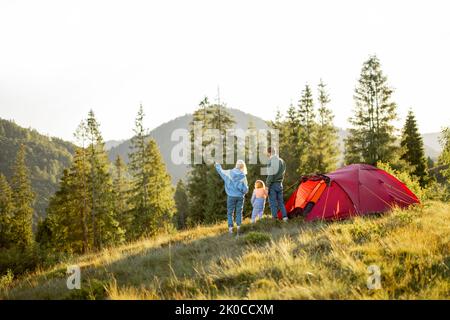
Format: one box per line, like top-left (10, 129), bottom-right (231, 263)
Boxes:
top-left (108, 108), bottom-right (269, 183)
top-left (104, 140), bottom-right (126, 151)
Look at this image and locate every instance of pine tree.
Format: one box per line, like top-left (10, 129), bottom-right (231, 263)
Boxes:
top-left (128, 104), bottom-right (148, 212)
top-left (185, 99), bottom-right (210, 225)
top-left (10, 144), bottom-right (35, 249)
top-left (128, 106), bottom-right (175, 238)
top-left (283, 103), bottom-right (302, 185)
top-left (298, 84), bottom-right (316, 174)
top-left (268, 108), bottom-right (284, 136)
top-left (45, 164), bottom-right (88, 253)
top-left (345, 55), bottom-right (398, 165)
top-left (269, 108), bottom-right (301, 189)
top-left (128, 104), bottom-right (150, 233)
top-left (311, 80), bottom-right (339, 173)
top-left (174, 180), bottom-right (188, 229)
top-left (68, 149), bottom-right (92, 252)
top-left (244, 121), bottom-right (265, 217)
top-left (0, 174), bottom-right (14, 248)
top-left (185, 165), bottom-right (208, 225)
top-left (400, 110), bottom-right (428, 187)
top-left (298, 84), bottom-right (315, 143)
top-left (113, 155), bottom-right (132, 238)
top-left (131, 139), bottom-right (175, 237)
top-left (203, 102), bottom-right (236, 224)
top-left (186, 98), bottom-right (235, 225)
top-left (128, 105), bottom-right (150, 237)
top-left (42, 114), bottom-right (123, 254)
top-left (73, 121), bottom-right (90, 253)
top-left (85, 110), bottom-right (123, 249)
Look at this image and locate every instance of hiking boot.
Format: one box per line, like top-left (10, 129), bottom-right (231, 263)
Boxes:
top-left (229, 227), bottom-right (233, 234)
top-left (236, 227), bottom-right (241, 238)
top-left (283, 217), bottom-right (289, 222)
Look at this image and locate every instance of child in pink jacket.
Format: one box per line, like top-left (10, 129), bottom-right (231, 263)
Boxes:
top-left (251, 180), bottom-right (268, 223)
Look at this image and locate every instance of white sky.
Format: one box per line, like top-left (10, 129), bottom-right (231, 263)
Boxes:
top-left (0, 0), bottom-right (449, 142)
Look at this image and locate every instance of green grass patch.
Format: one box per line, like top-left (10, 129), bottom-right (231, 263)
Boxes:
top-left (240, 231), bottom-right (271, 245)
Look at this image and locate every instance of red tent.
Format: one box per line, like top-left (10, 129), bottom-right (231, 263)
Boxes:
top-left (278, 164), bottom-right (420, 221)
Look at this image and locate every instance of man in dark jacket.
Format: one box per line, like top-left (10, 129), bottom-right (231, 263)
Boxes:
top-left (266, 147), bottom-right (288, 221)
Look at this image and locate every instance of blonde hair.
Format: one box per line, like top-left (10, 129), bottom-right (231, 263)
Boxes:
top-left (235, 160), bottom-right (247, 175)
top-left (255, 180), bottom-right (265, 189)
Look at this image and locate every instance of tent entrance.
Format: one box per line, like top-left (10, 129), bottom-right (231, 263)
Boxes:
top-left (287, 179), bottom-right (327, 218)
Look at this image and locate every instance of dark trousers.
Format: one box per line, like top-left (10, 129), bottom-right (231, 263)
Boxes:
top-left (269, 182), bottom-right (287, 218)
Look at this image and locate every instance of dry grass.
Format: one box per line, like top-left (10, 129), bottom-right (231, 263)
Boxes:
top-left (1, 201), bottom-right (449, 300)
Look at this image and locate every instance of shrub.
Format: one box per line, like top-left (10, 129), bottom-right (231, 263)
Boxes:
top-left (241, 232), bottom-right (271, 245)
top-left (422, 180), bottom-right (449, 201)
top-left (68, 279), bottom-right (108, 300)
top-left (349, 221), bottom-right (384, 243)
top-left (0, 245), bottom-right (65, 277)
top-left (0, 269), bottom-right (14, 290)
top-left (377, 162), bottom-right (424, 201)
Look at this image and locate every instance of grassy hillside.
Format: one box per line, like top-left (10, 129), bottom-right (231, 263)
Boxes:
top-left (0, 118), bottom-right (75, 222)
top-left (1, 201), bottom-right (448, 300)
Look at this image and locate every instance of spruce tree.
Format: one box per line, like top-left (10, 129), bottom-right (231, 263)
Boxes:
top-left (131, 139), bottom-right (175, 237)
top-left (298, 84), bottom-right (316, 174)
top-left (45, 164), bottom-right (87, 253)
top-left (44, 149), bottom-right (121, 253)
top-left (68, 149), bottom-right (91, 252)
top-left (345, 55), bottom-right (398, 165)
top-left (43, 114), bottom-right (123, 254)
top-left (185, 98), bottom-right (210, 225)
top-left (283, 103), bottom-right (302, 185)
top-left (145, 138), bottom-right (175, 234)
top-left (113, 155), bottom-right (132, 238)
top-left (268, 108), bottom-right (284, 138)
top-left (128, 104), bottom-right (148, 212)
top-left (298, 84), bottom-right (315, 143)
top-left (10, 144), bottom-right (35, 249)
top-left (268, 105), bottom-right (301, 188)
top-left (0, 174), bottom-right (14, 248)
top-left (186, 98), bottom-right (235, 225)
top-left (128, 106), bottom-right (175, 238)
top-left (128, 105), bottom-right (150, 233)
top-left (174, 179), bottom-right (188, 229)
top-left (185, 165), bottom-right (208, 225)
top-left (203, 102), bottom-right (236, 224)
top-left (311, 80), bottom-right (339, 173)
top-left (85, 110), bottom-right (123, 249)
top-left (73, 120), bottom-right (90, 253)
top-left (400, 110), bottom-right (428, 187)
top-left (244, 121), bottom-right (265, 216)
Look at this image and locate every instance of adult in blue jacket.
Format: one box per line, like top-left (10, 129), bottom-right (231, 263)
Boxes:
top-left (215, 160), bottom-right (249, 235)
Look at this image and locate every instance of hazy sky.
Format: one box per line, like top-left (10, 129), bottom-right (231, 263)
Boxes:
top-left (0, 0), bottom-right (449, 142)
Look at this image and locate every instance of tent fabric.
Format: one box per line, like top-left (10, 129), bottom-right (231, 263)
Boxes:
top-left (285, 179), bottom-right (325, 211)
top-left (279, 164), bottom-right (420, 221)
top-left (306, 181), bottom-right (356, 221)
